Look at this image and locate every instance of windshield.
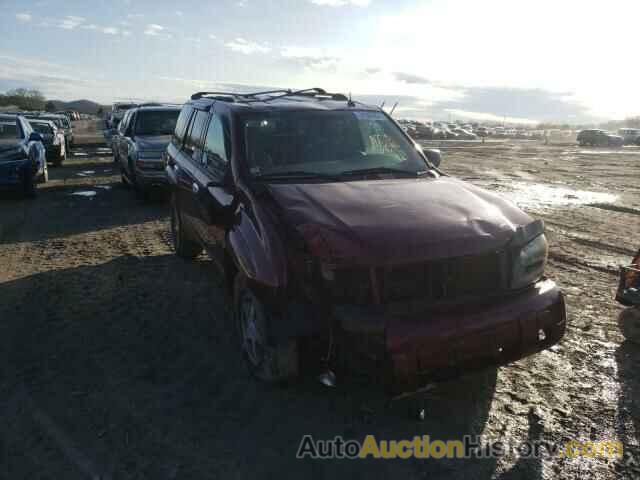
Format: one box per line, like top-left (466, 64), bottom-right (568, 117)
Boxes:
top-left (117, 104), bottom-right (136, 111)
top-left (39, 117), bottom-right (63, 128)
top-left (243, 110), bottom-right (427, 179)
top-left (0, 121), bottom-right (20, 140)
top-left (30, 122), bottom-right (53, 134)
top-left (134, 110), bottom-right (179, 136)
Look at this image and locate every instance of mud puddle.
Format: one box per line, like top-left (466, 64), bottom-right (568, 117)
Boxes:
top-left (496, 182), bottom-right (618, 211)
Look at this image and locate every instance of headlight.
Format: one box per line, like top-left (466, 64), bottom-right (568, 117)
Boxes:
top-left (511, 233), bottom-right (548, 289)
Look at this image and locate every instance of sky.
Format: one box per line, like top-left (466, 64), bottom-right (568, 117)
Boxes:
top-left (2, 0), bottom-right (640, 124)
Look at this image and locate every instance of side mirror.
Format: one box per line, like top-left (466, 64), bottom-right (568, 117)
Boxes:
top-left (424, 148), bottom-right (442, 168)
top-left (29, 132), bottom-right (43, 143)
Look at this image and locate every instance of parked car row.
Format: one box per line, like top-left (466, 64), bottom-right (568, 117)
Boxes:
top-left (577, 129), bottom-right (624, 147)
top-left (109, 88), bottom-right (566, 395)
top-left (397, 120), bottom-right (549, 142)
top-left (0, 113), bottom-right (48, 196)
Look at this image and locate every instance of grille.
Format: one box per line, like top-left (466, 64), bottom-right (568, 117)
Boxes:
top-left (381, 252), bottom-right (502, 304)
top-left (328, 252), bottom-right (502, 306)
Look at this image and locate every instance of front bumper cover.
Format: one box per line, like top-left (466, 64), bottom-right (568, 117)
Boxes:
top-left (334, 279), bottom-right (566, 394)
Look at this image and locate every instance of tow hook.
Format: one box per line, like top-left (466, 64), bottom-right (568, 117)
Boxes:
top-left (318, 369), bottom-right (337, 387)
top-left (317, 323), bottom-right (337, 388)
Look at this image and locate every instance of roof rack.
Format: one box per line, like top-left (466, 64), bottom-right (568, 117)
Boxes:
top-left (138, 102), bottom-right (183, 107)
top-left (191, 88), bottom-right (350, 103)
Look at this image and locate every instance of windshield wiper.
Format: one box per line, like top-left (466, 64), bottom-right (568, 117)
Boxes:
top-left (255, 171), bottom-right (340, 181)
top-left (338, 167), bottom-right (428, 178)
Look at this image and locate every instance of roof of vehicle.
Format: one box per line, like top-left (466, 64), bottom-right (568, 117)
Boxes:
top-left (133, 104), bottom-right (182, 111)
top-left (186, 88), bottom-right (379, 114)
top-left (28, 119), bottom-right (57, 127)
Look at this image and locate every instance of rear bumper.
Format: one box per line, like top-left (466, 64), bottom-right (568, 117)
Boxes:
top-left (335, 279), bottom-right (566, 394)
top-left (45, 145), bottom-right (62, 158)
top-left (134, 168), bottom-right (169, 188)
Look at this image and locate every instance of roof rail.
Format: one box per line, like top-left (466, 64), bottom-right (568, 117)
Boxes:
top-left (190, 88), bottom-right (351, 103)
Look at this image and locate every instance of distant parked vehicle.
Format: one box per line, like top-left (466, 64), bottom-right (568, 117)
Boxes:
top-left (618, 128), bottom-right (640, 145)
top-left (577, 129), bottom-right (624, 147)
top-left (113, 104), bottom-right (181, 197)
top-left (28, 119), bottom-right (66, 166)
top-left (451, 128), bottom-right (478, 140)
top-left (26, 113), bottom-right (74, 150)
top-left (475, 126), bottom-right (489, 137)
top-left (0, 114), bottom-right (47, 196)
top-left (108, 103), bottom-right (137, 129)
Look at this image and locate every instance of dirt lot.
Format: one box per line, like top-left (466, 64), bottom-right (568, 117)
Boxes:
top-left (1, 119), bottom-right (639, 479)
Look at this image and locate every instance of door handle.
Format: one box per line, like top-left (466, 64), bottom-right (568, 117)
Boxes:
top-left (192, 182), bottom-right (199, 194)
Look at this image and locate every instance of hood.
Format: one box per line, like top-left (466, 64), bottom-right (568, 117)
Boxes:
top-left (0, 139), bottom-right (26, 158)
top-left (267, 177), bottom-right (532, 265)
top-left (134, 135), bottom-right (172, 152)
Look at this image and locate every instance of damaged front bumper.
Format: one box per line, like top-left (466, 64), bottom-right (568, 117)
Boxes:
top-left (334, 279), bottom-right (566, 395)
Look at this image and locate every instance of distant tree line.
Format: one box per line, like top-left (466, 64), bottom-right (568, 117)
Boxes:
top-left (0, 88), bottom-right (46, 111)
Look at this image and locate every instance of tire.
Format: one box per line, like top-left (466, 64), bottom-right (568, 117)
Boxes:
top-left (234, 273), bottom-right (299, 383)
top-left (170, 194), bottom-right (202, 259)
top-left (53, 148), bottom-right (65, 167)
top-left (24, 173), bottom-right (37, 198)
top-left (39, 161), bottom-right (49, 184)
top-left (619, 308), bottom-right (640, 344)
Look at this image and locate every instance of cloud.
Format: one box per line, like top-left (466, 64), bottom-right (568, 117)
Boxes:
top-left (16, 13), bottom-right (32, 22)
top-left (442, 109), bottom-right (538, 125)
top-left (58, 16), bottom-right (85, 30)
top-left (280, 46), bottom-right (341, 71)
top-left (0, 53), bottom-right (106, 101)
top-left (208, 34), bottom-right (217, 40)
top-left (394, 72), bottom-right (430, 85)
top-left (225, 38), bottom-right (270, 55)
top-left (126, 13), bottom-right (144, 19)
top-left (102, 27), bottom-right (119, 35)
top-left (144, 24), bottom-right (165, 36)
top-left (310, 0), bottom-right (371, 6)
top-left (364, 67), bottom-right (381, 75)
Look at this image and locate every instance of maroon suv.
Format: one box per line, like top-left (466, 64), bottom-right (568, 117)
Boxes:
top-left (165, 88), bottom-right (566, 395)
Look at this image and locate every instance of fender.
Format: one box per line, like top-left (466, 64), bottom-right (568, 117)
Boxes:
top-left (227, 199), bottom-right (288, 291)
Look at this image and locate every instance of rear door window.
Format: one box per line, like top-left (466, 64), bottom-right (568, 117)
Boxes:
top-left (203, 114), bottom-right (229, 181)
top-left (184, 110), bottom-right (209, 157)
top-left (173, 106), bottom-right (194, 147)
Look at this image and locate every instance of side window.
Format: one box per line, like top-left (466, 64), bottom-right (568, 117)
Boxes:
top-left (203, 114), bottom-right (229, 180)
top-left (184, 110), bottom-right (208, 155)
top-left (118, 112), bottom-right (129, 135)
top-left (173, 106), bottom-right (193, 146)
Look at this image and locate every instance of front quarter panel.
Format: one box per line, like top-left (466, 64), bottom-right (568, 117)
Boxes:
top-left (227, 192), bottom-right (288, 291)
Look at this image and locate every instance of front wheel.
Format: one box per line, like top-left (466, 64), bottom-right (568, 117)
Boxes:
top-left (170, 194), bottom-right (202, 259)
top-left (234, 273), bottom-right (299, 383)
top-left (53, 148), bottom-right (66, 167)
top-left (24, 173), bottom-right (37, 198)
top-left (39, 162), bottom-right (48, 183)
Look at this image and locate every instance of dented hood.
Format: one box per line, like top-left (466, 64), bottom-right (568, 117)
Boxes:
top-left (267, 177), bottom-right (532, 264)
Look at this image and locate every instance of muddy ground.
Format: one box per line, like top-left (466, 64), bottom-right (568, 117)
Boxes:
top-left (1, 119), bottom-right (639, 479)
